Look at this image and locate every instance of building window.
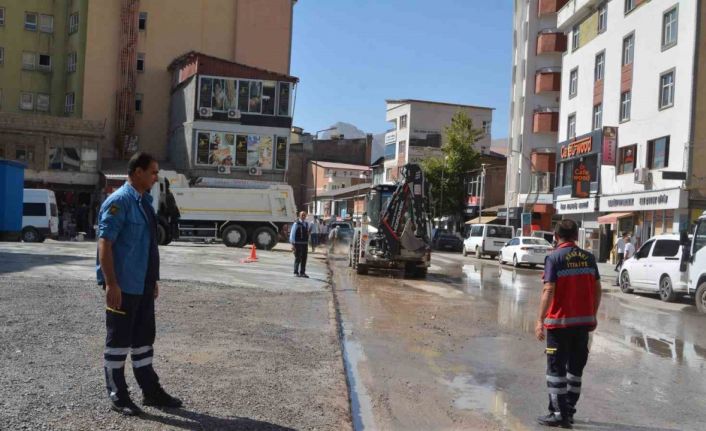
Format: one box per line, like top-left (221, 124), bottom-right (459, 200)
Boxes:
top-left (69, 12), bottom-right (79, 34)
top-left (138, 12), bottom-right (147, 31)
top-left (278, 82), bottom-right (290, 116)
top-left (20, 92), bottom-right (34, 110)
top-left (659, 70), bottom-right (675, 109)
top-left (67, 52), bottom-right (77, 73)
top-left (662, 6), bottom-right (678, 50)
top-left (567, 113), bottom-right (576, 139)
top-left (64, 92), bottom-right (75, 114)
top-left (22, 52), bottom-right (36, 70)
top-left (0, 8), bottom-right (5, 26)
top-left (625, 0), bottom-right (636, 14)
top-left (648, 136), bottom-right (670, 169)
top-left (36, 94), bottom-right (50, 112)
top-left (15, 145), bottom-right (35, 163)
top-left (38, 54), bottom-right (51, 71)
top-left (275, 136), bottom-right (287, 170)
top-left (399, 115), bottom-right (407, 129)
top-left (482, 120), bottom-right (491, 136)
top-left (25, 12), bottom-right (37, 31)
top-left (572, 25), bottom-right (580, 51)
top-left (385, 168), bottom-right (393, 181)
top-left (598, 3), bottom-right (608, 33)
top-left (618, 145), bottom-right (637, 174)
top-left (135, 93), bottom-right (143, 113)
top-left (261, 81), bottom-right (276, 115)
top-left (48, 144), bottom-right (81, 171)
top-left (569, 68), bottom-right (578, 98)
top-left (0, 47), bottom-right (4, 65)
top-left (136, 53), bottom-right (145, 72)
top-left (592, 104), bottom-right (602, 130)
top-left (622, 34), bottom-right (634, 66)
top-left (39, 14), bottom-right (53, 33)
top-left (594, 52), bottom-right (605, 81)
top-left (384, 143), bottom-right (396, 161)
top-left (620, 91), bottom-right (631, 122)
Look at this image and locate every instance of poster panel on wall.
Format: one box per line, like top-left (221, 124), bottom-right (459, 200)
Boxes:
top-left (196, 132), bottom-right (210, 165)
top-left (225, 80), bottom-right (237, 110)
top-left (247, 135), bottom-right (261, 166)
top-left (275, 137), bottom-right (287, 170)
top-left (199, 78), bottom-right (213, 109)
top-left (259, 135), bottom-right (273, 169)
top-left (211, 79), bottom-right (226, 112)
top-left (209, 132), bottom-right (232, 166)
top-left (235, 135), bottom-right (248, 166)
top-left (602, 126), bottom-right (617, 165)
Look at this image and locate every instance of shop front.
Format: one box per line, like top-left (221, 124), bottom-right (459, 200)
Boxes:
top-left (598, 188), bottom-right (688, 249)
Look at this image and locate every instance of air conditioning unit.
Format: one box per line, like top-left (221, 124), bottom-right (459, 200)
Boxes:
top-left (227, 109), bottom-right (241, 119)
top-left (199, 107), bottom-right (213, 117)
top-left (248, 166), bottom-right (262, 176)
top-left (217, 165), bottom-right (231, 175)
top-left (634, 167), bottom-right (649, 184)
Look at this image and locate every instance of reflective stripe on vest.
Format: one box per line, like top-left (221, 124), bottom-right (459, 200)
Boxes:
top-left (544, 315), bottom-right (597, 326)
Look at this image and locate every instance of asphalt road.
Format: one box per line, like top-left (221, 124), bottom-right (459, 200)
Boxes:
top-left (331, 250), bottom-right (706, 431)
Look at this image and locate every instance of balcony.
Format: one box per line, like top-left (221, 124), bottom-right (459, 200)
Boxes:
top-left (538, 0), bottom-right (570, 17)
top-left (557, 0), bottom-right (601, 31)
top-left (531, 152), bottom-right (557, 172)
top-left (533, 110), bottom-right (560, 134)
top-left (536, 31), bottom-right (567, 55)
top-left (535, 71), bottom-right (562, 93)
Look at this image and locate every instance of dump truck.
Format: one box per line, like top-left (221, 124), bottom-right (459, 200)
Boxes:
top-left (348, 164), bottom-right (432, 278)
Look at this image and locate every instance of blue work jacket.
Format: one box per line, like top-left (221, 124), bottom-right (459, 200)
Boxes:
top-left (96, 182), bottom-right (158, 294)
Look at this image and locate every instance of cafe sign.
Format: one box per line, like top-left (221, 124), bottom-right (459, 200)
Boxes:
top-left (561, 136), bottom-right (592, 159)
top-left (571, 161), bottom-right (591, 198)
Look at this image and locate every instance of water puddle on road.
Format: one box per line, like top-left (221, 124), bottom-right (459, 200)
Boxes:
top-left (341, 332), bottom-right (377, 431)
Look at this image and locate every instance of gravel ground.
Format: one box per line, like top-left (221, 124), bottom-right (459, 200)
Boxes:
top-left (0, 275), bottom-right (351, 431)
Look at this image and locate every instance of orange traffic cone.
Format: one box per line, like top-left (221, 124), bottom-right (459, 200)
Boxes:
top-left (241, 243), bottom-right (258, 263)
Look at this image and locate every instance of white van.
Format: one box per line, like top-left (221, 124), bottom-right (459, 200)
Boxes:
top-left (463, 224), bottom-right (514, 259)
top-left (22, 189), bottom-right (59, 242)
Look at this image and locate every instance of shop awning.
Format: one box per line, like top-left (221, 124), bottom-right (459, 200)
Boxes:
top-left (597, 212), bottom-right (633, 224)
top-left (465, 216), bottom-right (500, 225)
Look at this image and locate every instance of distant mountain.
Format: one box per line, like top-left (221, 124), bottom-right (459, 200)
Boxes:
top-left (371, 132), bottom-right (386, 162)
top-left (319, 122), bottom-right (367, 140)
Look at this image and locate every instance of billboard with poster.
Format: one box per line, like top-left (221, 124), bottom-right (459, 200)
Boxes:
top-left (602, 126), bottom-right (617, 165)
top-left (194, 130), bottom-right (284, 170)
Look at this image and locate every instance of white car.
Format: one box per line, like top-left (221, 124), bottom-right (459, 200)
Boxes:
top-left (22, 189), bottom-right (59, 242)
top-left (619, 234), bottom-right (689, 302)
top-left (499, 236), bottom-right (553, 268)
top-left (462, 224), bottom-right (514, 259)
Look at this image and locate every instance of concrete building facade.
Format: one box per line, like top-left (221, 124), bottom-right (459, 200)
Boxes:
top-left (505, 0), bottom-right (568, 230)
top-left (555, 0), bottom-right (706, 258)
top-left (383, 99), bottom-right (493, 184)
top-left (305, 161), bottom-right (371, 218)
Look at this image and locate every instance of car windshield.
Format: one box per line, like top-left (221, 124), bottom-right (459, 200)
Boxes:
top-left (522, 238), bottom-right (551, 246)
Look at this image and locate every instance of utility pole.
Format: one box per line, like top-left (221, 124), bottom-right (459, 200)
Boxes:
top-left (479, 163), bottom-right (487, 223)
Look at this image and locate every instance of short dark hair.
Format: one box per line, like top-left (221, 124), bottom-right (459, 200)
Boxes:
top-left (555, 219), bottom-right (579, 241)
top-left (127, 152), bottom-right (157, 176)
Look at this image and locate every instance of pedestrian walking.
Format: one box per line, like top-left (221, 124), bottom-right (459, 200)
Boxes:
top-left (310, 216), bottom-right (320, 253)
top-left (624, 236), bottom-right (635, 260)
top-left (328, 225), bottom-right (340, 254)
top-left (290, 211), bottom-right (310, 278)
top-left (613, 233), bottom-right (628, 272)
top-left (97, 152), bottom-right (182, 416)
top-left (535, 219), bottom-right (602, 428)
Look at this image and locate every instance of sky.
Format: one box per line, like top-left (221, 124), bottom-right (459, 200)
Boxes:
top-left (290, 0), bottom-right (514, 139)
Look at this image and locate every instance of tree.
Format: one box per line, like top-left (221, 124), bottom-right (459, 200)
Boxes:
top-left (421, 111), bottom-right (483, 220)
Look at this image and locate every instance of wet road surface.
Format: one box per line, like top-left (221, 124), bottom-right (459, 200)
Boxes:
top-left (330, 251), bottom-right (706, 431)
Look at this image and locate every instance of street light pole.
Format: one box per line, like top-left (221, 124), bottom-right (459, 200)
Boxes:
top-left (439, 156), bottom-right (448, 225)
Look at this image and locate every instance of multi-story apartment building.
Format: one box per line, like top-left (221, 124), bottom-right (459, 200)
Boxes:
top-left (383, 99), bottom-right (493, 183)
top-left (506, 0), bottom-right (568, 230)
top-left (555, 0), bottom-right (706, 259)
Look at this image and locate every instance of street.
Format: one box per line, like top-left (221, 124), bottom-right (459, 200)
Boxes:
top-left (331, 250), bottom-right (706, 431)
top-left (2, 241), bottom-right (706, 430)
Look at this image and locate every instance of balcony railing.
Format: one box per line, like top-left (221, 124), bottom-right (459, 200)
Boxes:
top-left (557, 0), bottom-right (601, 31)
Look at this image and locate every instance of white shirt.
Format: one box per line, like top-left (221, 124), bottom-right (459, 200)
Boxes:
top-left (624, 242), bottom-right (635, 259)
top-left (616, 238), bottom-right (626, 253)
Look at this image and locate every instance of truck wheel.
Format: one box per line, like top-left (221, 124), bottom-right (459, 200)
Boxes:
top-left (462, 245), bottom-right (468, 257)
top-left (695, 281), bottom-right (706, 314)
top-left (22, 227), bottom-right (42, 243)
top-left (658, 275), bottom-right (677, 302)
top-left (222, 225), bottom-right (247, 248)
top-left (475, 247), bottom-right (481, 259)
top-left (157, 223), bottom-right (170, 246)
top-left (415, 267), bottom-right (428, 279)
top-left (253, 227), bottom-right (277, 250)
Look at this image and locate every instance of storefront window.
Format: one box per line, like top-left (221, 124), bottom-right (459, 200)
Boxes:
top-left (211, 79), bottom-right (226, 111)
top-left (199, 77), bottom-right (213, 108)
top-left (561, 162), bottom-right (572, 187)
top-left (262, 81), bottom-right (276, 115)
top-left (275, 136), bottom-right (287, 170)
top-left (278, 82), bottom-right (290, 116)
top-left (248, 81), bottom-right (262, 113)
top-left (235, 135), bottom-right (248, 166)
top-left (237, 80), bottom-right (250, 112)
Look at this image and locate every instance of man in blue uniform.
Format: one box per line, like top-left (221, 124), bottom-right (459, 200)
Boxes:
top-left (97, 152), bottom-right (182, 416)
top-left (289, 211), bottom-right (310, 278)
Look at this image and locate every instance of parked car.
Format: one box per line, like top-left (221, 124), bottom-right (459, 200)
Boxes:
top-left (619, 234), bottom-right (689, 302)
top-left (432, 230), bottom-right (463, 252)
top-left (532, 230), bottom-right (555, 245)
top-left (499, 236), bottom-right (553, 268)
top-left (463, 224), bottom-right (514, 259)
top-left (22, 189), bottom-right (59, 243)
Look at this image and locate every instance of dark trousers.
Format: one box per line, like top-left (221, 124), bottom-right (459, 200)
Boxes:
top-left (615, 252), bottom-right (625, 270)
top-left (545, 326), bottom-right (590, 418)
top-left (294, 243), bottom-right (308, 275)
top-left (104, 284), bottom-right (160, 401)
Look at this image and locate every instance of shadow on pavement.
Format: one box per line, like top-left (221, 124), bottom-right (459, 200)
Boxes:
top-left (141, 408), bottom-right (297, 431)
top-left (575, 420), bottom-right (680, 431)
top-left (0, 251), bottom-right (87, 275)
